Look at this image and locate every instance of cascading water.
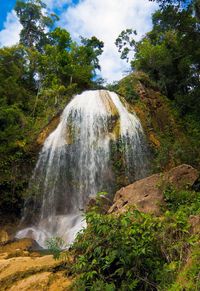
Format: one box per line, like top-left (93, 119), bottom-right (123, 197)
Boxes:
top-left (16, 90), bottom-right (149, 247)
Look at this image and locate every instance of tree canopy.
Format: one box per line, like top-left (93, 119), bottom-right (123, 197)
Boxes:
top-left (116, 0), bottom-right (200, 118)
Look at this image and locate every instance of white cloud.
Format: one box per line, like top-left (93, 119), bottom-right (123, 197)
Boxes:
top-left (44, 0), bottom-right (72, 10)
top-left (0, 0), bottom-right (158, 82)
top-left (0, 0), bottom-right (69, 48)
top-left (0, 10), bottom-right (22, 47)
top-left (59, 0), bottom-right (158, 83)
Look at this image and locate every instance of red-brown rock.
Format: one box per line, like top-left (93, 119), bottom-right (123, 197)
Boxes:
top-left (109, 164), bottom-right (199, 215)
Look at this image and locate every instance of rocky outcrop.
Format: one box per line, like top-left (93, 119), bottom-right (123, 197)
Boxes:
top-left (117, 72), bottom-right (197, 171)
top-left (0, 239), bottom-right (72, 290)
top-left (0, 238), bottom-right (39, 258)
top-left (86, 194), bottom-right (113, 213)
top-left (109, 164), bottom-right (199, 215)
top-left (36, 112), bottom-right (61, 146)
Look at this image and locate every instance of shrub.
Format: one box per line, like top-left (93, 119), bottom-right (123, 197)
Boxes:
top-left (163, 186), bottom-right (200, 215)
top-left (69, 208), bottom-right (197, 290)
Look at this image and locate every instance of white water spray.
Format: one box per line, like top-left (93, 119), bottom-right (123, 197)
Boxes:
top-left (16, 90), bottom-right (148, 247)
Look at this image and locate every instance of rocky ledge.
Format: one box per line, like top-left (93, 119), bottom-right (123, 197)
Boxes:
top-left (0, 238), bottom-right (72, 291)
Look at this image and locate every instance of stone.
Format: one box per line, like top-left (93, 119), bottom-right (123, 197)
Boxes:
top-left (0, 253), bottom-right (65, 290)
top-left (163, 164), bottom-right (199, 190)
top-left (36, 113), bottom-right (61, 146)
top-left (109, 164), bottom-right (199, 215)
top-left (109, 173), bottom-right (163, 215)
top-left (0, 238), bottom-right (72, 291)
top-left (0, 238), bottom-right (39, 259)
top-left (0, 230), bottom-right (9, 244)
top-left (149, 132), bottom-right (160, 147)
top-left (9, 272), bottom-right (52, 291)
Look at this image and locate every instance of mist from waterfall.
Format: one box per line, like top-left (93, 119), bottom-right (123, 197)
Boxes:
top-left (16, 90), bottom-right (148, 247)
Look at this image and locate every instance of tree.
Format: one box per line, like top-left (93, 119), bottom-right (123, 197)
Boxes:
top-left (149, 0), bottom-right (189, 8)
top-left (0, 45), bottom-right (35, 109)
top-left (36, 28), bottom-right (104, 108)
top-left (116, 3), bottom-right (200, 117)
top-left (15, 0), bottom-right (58, 51)
top-left (115, 29), bottom-right (137, 62)
top-left (150, 0), bottom-right (200, 19)
top-left (80, 36), bottom-right (104, 71)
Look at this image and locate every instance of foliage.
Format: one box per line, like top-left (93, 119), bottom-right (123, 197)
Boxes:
top-left (68, 201), bottom-right (199, 290)
top-left (53, 179), bottom-right (199, 290)
top-left (15, 0), bottom-right (58, 51)
top-left (68, 183), bottom-right (200, 290)
top-left (80, 36), bottom-right (104, 71)
top-left (114, 2), bottom-right (200, 171)
top-left (45, 236), bottom-right (66, 259)
top-left (116, 78), bottom-right (139, 103)
top-left (168, 246), bottom-right (200, 291)
top-left (71, 210), bottom-right (162, 290)
top-left (38, 29), bottom-right (104, 93)
top-left (115, 29), bottom-right (137, 62)
top-left (149, 0), bottom-right (189, 8)
top-left (163, 185), bottom-right (200, 214)
top-left (116, 2), bottom-right (200, 119)
top-left (151, 113), bottom-right (200, 171)
top-left (149, 0), bottom-right (200, 16)
top-left (88, 191), bottom-right (111, 214)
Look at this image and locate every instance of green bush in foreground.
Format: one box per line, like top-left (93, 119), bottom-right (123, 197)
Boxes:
top-left (70, 188), bottom-right (200, 290)
top-left (48, 189), bottom-right (200, 290)
top-left (70, 210), bottom-right (199, 289)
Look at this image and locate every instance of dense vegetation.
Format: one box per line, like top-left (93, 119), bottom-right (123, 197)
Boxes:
top-left (116, 0), bottom-right (200, 117)
top-left (0, 0), bottom-right (104, 216)
top-left (0, 0), bottom-right (200, 289)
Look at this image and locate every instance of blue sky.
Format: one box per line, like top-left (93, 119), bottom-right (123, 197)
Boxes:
top-left (0, 0), bottom-right (158, 82)
top-left (0, 0), bottom-right (17, 30)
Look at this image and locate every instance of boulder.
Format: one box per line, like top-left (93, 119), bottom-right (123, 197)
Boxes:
top-left (109, 173), bottom-right (163, 215)
top-left (109, 164), bottom-right (199, 215)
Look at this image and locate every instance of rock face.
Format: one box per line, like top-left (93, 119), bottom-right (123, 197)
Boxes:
top-left (0, 239), bottom-right (72, 290)
top-left (36, 113), bottom-right (61, 146)
top-left (109, 164), bottom-right (199, 215)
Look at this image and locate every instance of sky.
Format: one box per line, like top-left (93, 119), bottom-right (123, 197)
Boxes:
top-left (0, 0), bottom-right (158, 83)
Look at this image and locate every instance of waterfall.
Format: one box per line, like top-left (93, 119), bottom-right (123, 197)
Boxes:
top-left (16, 90), bottom-right (148, 247)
